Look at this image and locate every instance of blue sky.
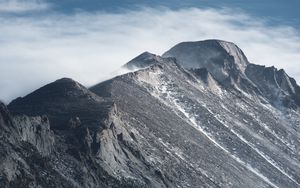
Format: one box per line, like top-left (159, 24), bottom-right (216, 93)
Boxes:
top-left (0, 0), bottom-right (300, 102)
top-left (7, 0), bottom-right (300, 28)
top-left (58, 0), bottom-right (299, 22)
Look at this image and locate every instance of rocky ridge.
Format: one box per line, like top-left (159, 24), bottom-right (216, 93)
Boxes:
top-left (1, 39), bottom-right (300, 188)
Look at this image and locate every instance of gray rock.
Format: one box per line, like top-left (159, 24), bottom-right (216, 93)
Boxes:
top-left (1, 39), bottom-right (300, 188)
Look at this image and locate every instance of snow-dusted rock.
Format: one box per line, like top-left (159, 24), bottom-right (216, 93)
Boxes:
top-left (1, 39), bottom-right (300, 188)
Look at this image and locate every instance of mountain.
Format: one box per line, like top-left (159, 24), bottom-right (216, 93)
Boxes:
top-left (1, 39), bottom-right (300, 188)
top-left (163, 39), bottom-right (300, 108)
top-left (8, 78), bottom-right (112, 130)
top-left (163, 40), bottom-right (249, 83)
top-left (124, 51), bottom-right (167, 70)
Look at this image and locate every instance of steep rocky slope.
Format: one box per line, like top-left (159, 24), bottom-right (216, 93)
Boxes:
top-left (91, 52), bottom-right (300, 188)
top-left (5, 78), bottom-right (172, 187)
top-left (1, 39), bottom-right (300, 188)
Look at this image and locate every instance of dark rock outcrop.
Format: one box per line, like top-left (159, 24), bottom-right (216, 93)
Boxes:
top-left (8, 78), bottom-right (112, 130)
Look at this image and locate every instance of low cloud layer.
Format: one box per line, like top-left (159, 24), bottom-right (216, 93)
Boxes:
top-left (1, 6), bottom-right (300, 103)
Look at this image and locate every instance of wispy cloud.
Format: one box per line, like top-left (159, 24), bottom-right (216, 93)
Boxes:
top-left (0, 0), bottom-right (49, 13)
top-left (1, 7), bottom-right (300, 103)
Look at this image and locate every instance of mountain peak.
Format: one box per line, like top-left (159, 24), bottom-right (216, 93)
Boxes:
top-left (54, 77), bottom-right (77, 84)
top-left (124, 51), bottom-right (165, 69)
top-left (52, 77), bottom-right (88, 92)
top-left (8, 78), bottom-right (109, 129)
top-left (10, 77), bottom-right (98, 104)
top-left (162, 39), bottom-right (249, 82)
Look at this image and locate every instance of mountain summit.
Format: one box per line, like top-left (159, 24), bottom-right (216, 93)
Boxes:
top-left (8, 78), bottom-right (112, 130)
top-left (1, 40), bottom-right (300, 188)
top-left (163, 40), bottom-right (249, 82)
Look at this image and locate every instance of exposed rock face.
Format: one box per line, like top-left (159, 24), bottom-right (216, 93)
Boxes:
top-left (1, 39), bottom-right (300, 188)
top-left (162, 40), bottom-right (249, 83)
top-left (0, 102), bottom-right (55, 187)
top-left (12, 115), bottom-right (54, 156)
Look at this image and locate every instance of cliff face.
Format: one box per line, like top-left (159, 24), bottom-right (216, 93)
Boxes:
top-left (1, 40), bottom-right (300, 188)
top-left (0, 102), bottom-right (54, 187)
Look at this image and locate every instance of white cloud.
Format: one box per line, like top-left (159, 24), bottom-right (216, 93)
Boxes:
top-left (0, 0), bottom-right (49, 13)
top-left (1, 7), bottom-right (300, 103)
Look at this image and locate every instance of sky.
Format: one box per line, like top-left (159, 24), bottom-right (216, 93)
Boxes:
top-left (1, 0), bottom-right (300, 103)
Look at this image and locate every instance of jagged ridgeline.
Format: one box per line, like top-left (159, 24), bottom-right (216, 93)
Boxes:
top-left (1, 40), bottom-right (300, 188)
